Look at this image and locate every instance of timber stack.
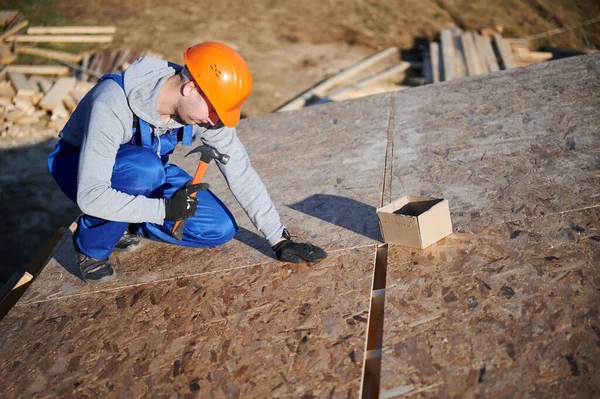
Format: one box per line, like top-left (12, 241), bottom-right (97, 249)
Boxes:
top-left (422, 27), bottom-right (554, 83)
top-left (0, 10), bottom-right (158, 140)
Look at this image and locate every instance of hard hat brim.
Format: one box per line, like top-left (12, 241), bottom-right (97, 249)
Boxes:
top-left (219, 107), bottom-right (241, 128)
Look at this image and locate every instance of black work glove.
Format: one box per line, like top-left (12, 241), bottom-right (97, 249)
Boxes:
top-left (272, 229), bottom-right (327, 263)
top-left (164, 181), bottom-right (209, 221)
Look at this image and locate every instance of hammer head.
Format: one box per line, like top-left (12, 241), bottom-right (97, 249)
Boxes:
top-left (186, 145), bottom-right (230, 165)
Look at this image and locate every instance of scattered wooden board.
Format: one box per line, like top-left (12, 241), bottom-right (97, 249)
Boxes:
top-left (16, 46), bottom-right (83, 63)
top-left (493, 34), bottom-right (516, 69)
top-left (0, 19), bottom-right (28, 42)
top-left (452, 30), bottom-right (467, 78)
top-left (0, 11), bottom-right (18, 27)
top-left (6, 34), bottom-right (113, 43)
top-left (27, 26), bottom-right (117, 35)
top-left (38, 77), bottom-right (76, 111)
top-left (429, 42), bottom-right (441, 83)
top-left (440, 29), bottom-right (456, 81)
top-left (277, 47), bottom-right (399, 111)
top-left (8, 71), bottom-right (34, 96)
top-left (475, 34), bottom-right (500, 73)
top-left (6, 65), bottom-right (70, 75)
top-left (0, 45), bottom-right (14, 64)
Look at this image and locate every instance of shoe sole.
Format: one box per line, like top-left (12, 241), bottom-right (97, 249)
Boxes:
top-left (113, 241), bottom-right (141, 253)
top-left (82, 270), bottom-right (116, 284)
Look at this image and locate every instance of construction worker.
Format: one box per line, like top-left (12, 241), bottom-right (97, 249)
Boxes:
top-left (48, 42), bottom-right (326, 284)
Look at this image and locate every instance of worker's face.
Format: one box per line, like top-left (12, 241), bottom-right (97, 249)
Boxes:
top-left (179, 80), bottom-right (220, 126)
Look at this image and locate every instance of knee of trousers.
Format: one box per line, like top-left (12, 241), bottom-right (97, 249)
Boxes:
top-left (113, 147), bottom-right (166, 196)
top-left (186, 213), bottom-right (237, 246)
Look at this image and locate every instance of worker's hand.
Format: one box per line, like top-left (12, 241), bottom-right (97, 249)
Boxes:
top-left (164, 181), bottom-right (209, 221)
top-left (272, 229), bottom-right (327, 263)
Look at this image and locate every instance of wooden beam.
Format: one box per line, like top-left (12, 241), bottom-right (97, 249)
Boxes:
top-left (493, 34), bottom-right (516, 69)
top-left (6, 34), bottom-right (113, 43)
top-left (0, 44), bottom-right (15, 64)
top-left (6, 65), bottom-right (70, 75)
top-left (475, 34), bottom-right (500, 73)
top-left (0, 19), bottom-right (28, 42)
top-left (429, 42), bottom-right (441, 83)
top-left (440, 29), bottom-right (456, 81)
top-left (460, 33), bottom-right (485, 76)
top-left (316, 62), bottom-right (411, 103)
top-left (8, 71), bottom-right (34, 96)
top-left (453, 31), bottom-right (467, 78)
top-left (16, 46), bottom-right (82, 63)
top-left (276, 47), bottom-right (399, 111)
top-left (0, 11), bottom-right (18, 27)
top-left (27, 26), bottom-right (116, 35)
top-left (39, 77), bottom-right (76, 111)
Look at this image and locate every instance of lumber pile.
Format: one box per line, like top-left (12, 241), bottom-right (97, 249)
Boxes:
top-left (0, 10), bottom-right (159, 138)
top-left (422, 27), bottom-right (554, 83)
top-left (277, 47), bottom-right (414, 111)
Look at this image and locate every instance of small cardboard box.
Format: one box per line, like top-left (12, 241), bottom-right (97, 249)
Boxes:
top-left (376, 196), bottom-right (453, 248)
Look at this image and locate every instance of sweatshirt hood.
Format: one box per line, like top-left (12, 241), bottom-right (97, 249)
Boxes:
top-left (123, 56), bottom-right (184, 128)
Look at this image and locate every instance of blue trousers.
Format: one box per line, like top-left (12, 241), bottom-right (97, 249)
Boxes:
top-left (48, 140), bottom-right (237, 259)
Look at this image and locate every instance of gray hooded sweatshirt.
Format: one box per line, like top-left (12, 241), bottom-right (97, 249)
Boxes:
top-left (59, 56), bottom-right (284, 245)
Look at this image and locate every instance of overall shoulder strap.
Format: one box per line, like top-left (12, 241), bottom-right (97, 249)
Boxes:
top-left (98, 73), bottom-right (153, 149)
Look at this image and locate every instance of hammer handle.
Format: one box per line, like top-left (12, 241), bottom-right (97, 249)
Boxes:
top-left (171, 161), bottom-right (210, 240)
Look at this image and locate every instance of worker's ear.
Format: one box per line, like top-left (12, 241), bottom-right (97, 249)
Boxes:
top-left (182, 80), bottom-right (196, 97)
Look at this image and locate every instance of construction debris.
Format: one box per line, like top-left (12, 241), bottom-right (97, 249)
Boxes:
top-left (0, 10), bottom-right (159, 138)
top-left (421, 27), bottom-right (558, 83)
top-left (277, 25), bottom-right (569, 111)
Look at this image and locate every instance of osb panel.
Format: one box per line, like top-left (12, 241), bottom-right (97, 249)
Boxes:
top-left (171, 92), bottom-right (393, 251)
top-left (390, 53), bottom-right (600, 232)
top-left (380, 208), bottom-right (600, 398)
top-left (0, 247), bottom-right (374, 398)
top-left (21, 94), bottom-right (393, 302)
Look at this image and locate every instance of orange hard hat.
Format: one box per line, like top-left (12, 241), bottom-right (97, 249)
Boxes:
top-left (184, 42), bottom-right (252, 128)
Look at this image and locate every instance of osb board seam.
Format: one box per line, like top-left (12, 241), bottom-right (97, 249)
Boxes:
top-left (360, 244), bottom-right (388, 399)
top-left (380, 95), bottom-right (395, 208)
top-left (16, 244), bottom-right (379, 307)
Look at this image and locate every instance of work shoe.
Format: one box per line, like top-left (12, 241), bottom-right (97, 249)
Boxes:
top-left (72, 236), bottom-right (116, 284)
top-left (114, 225), bottom-right (142, 253)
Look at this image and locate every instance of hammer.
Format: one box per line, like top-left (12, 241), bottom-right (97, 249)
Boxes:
top-left (171, 145), bottom-right (230, 240)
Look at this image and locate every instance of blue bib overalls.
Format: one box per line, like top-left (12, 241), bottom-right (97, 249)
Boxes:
top-left (47, 73), bottom-right (237, 260)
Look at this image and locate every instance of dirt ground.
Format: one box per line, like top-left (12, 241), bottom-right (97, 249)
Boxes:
top-left (1, 0), bottom-right (599, 282)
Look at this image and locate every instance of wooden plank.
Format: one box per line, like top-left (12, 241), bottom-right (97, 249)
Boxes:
top-left (8, 71), bottom-right (34, 96)
top-left (6, 65), bottom-right (70, 75)
top-left (12, 95), bottom-right (34, 113)
top-left (460, 33), bottom-right (485, 76)
top-left (515, 51), bottom-right (553, 62)
top-left (0, 11), bottom-right (18, 27)
top-left (16, 46), bottom-right (82, 63)
top-left (113, 48), bottom-right (131, 72)
top-left (80, 52), bottom-right (91, 81)
top-left (6, 34), bottom-right (113, 43)
top-left (474, 33), bottom-right (500, 72)
top-left (453, 31), bottom-right (467, 78)
top-left (0, 79), bottom-right (15, 97)
top-left (0, 19), bottom-right (28, 42)
top-left (440, 29), bottom-right (456, 81)
top-left (430, 42), bottom-right (441, 83)
top-left (0, 44), bottom-right (15, 64)
top-left (276, 46), bottom-right (399, 111)
top-left (63, 93), bottom-right (77, 112)
top-left (493, 33), bottom-right (516, 69)
top-left (319, 62), bottom-right (411, 103)
top-left (38, 77), bottom-right (76, 111)
top-left (27, 26), bottom-right (116, 35)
